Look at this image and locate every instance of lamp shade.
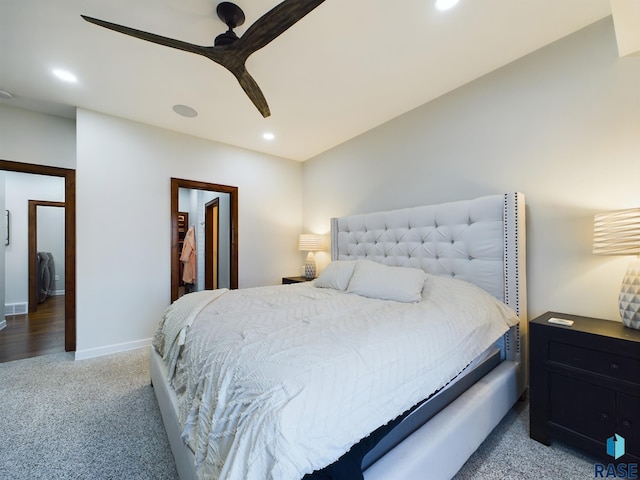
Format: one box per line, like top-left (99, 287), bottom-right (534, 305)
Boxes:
top-left (298, 234), bottom-right (324, 252)
top-left (593, 208), bottom-right (640, 255)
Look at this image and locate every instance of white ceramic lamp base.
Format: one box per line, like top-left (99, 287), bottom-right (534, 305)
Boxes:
top-left (304, 252), bottom-right (316, 279)
top-left (619, 257), bottom-right (640, 330)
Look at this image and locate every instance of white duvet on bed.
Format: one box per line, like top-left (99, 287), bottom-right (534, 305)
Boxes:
top-left (158, 274), bottom-right (518, 480)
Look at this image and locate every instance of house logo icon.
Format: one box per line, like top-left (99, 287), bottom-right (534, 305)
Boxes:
top-left (607, 434), bottom-right (625, 460)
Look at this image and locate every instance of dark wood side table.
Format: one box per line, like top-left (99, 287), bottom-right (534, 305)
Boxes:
top-left (282, 276), bottom-right (314, 284)
top-left (529, 311), bottom-right (640, 463)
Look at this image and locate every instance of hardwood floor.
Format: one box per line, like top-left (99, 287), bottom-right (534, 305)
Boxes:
top-left (0, 295), bottom-right (65, 363)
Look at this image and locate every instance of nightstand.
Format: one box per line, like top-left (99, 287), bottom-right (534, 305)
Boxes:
top-left (529, 311), bottom-right (640, 463)
top-left (282, 276), bottom-right (314, 284)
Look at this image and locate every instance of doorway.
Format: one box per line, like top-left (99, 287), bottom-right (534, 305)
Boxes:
top-left (28, 200), bottom-right (65, 313)
top-left (0, 160), bottom-right (76, 354)
top-left (205, 198), bottom-right (219, 290)
top-left (170, 178), bottom-right (238, 302)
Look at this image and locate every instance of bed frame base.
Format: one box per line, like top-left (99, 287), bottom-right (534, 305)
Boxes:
top-left (151, 346), bottom-right (520, 480)
top-left (363, 361), bottom-right (520, 480)
top-left (150, 347), bottom-right (197, 480)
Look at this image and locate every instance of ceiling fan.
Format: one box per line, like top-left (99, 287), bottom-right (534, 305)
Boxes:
top-left (81, 0), bottom-right (326, 118)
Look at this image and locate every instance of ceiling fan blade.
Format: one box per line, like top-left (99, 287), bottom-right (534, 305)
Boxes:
top-left (81, 15), bottom-right (216, 59)
top-left (231, 66), bottom-right (271, 118)
top-left (81, 4), bottom-right (323, 119)
top-left (235, 0), bottom-right (325, 57)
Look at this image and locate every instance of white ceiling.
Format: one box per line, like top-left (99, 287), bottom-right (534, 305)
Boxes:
top-left (0, 0), bottom-right (616, 161)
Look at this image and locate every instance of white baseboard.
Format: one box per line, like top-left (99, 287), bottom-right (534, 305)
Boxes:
top-left (52, 290), bottom-right (65, 296)
top-left (0, 319), bottom-right (6, 331)
top-left (74, 337), bottom-right (152, 361)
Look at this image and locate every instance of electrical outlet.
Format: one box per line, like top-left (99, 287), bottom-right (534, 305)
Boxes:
top-left (54, 275), bottom-right (60, 281)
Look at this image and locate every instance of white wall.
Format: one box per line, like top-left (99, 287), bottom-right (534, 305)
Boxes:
top-left (0, 104), bottom-right (76, 168)
top-left (76, 109), bottom-right (303, 356)
top-left (303, 18), bottom-right (640, 322)
top-left (4, 172), bottom-right (65, 305)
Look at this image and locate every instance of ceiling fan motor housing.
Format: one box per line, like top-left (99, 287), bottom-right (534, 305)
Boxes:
top-left (215, 31), bottom-right (239, 46)
top-left (217, 2), bottom-right (245, 28)
top-left (214, 2), bottom-right (245, 46)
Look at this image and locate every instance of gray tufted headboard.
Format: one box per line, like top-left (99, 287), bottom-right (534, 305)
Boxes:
top-left (330, 193), bottom-right (527, 386)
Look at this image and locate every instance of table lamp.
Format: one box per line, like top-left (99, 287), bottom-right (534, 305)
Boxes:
top-left (298, 234), bottom-right (324, 279)
top-left (593, 208), bottom-right (640, 329)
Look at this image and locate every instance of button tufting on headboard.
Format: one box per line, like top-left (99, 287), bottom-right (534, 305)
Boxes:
top-left (331, 194), bottom-right (525, 313)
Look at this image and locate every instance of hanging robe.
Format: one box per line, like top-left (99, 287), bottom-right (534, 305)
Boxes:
top-left (180, 226), bottom-right (197, 284)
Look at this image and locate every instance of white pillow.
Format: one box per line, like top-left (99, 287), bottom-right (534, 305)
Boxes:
top-left (314, 260), bottom-right (357, 291)
top-left (347, 259), bottom-right (427, 303)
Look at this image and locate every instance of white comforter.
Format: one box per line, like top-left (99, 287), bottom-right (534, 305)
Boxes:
top-left (161, 275), bottom-right (519, 480)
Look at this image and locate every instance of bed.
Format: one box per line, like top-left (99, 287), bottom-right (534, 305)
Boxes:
top-left (150, 192), bottom-right (527, 480)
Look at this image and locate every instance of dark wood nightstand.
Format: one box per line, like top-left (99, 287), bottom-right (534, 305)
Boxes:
top-left (529, 311), bottom-right (640, 463)
top-left (282, 276), bottom-right (314, 284)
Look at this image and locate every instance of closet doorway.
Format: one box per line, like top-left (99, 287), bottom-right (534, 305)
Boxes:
top-left (170, 178), bottom-right (238, 302)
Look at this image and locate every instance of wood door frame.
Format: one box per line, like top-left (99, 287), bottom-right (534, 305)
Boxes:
top-left (28, 200), bottom-right (65, 313)
top-left (204, 197), bottom-right (219, 290)
top-left (0, 160), bottom-right (76, 352)
top-left (171, 178), bottom-right (238, 302)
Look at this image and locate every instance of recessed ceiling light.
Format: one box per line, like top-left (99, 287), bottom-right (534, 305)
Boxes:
top-left (52, 68), bottom-right (78, 83)
top-left (262, 132), bottom-right (275, 141)
top-left (435, 0), bottom-right (459, 10)
top-left (172, 104), bottom-right (198, 118)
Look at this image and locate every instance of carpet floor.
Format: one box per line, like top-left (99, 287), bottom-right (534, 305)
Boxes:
top-left (0, 348), bottom-right (177, 479)
top-left (453, 397), bottom-right (599, 479)
top-left (0, 347), bottom-right (601, 479)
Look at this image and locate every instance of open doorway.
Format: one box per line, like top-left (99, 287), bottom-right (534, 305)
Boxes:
top-left (28, 200), bottom-right (65, 313)
top-left (0, 160), bottom-right (76, 362)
